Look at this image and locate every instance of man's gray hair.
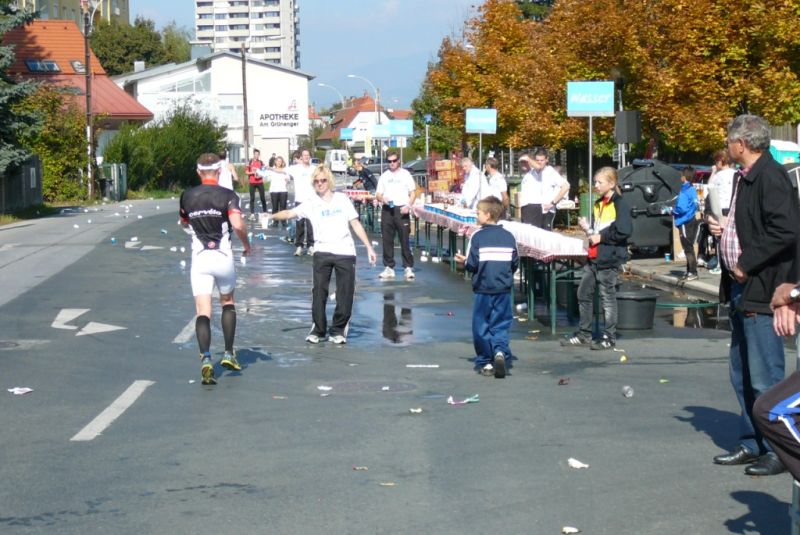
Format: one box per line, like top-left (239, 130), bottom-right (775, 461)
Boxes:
top-left (727, 114), bottom-right (771, 152)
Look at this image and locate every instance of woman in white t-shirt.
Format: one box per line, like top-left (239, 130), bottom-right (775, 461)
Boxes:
top-left (268, 165), bottom-right (377, 345)
top-left (259, 155), bottom-right (290, 227)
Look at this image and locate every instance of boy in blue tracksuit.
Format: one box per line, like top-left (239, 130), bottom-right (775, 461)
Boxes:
top-left (455, 197), bottom-right (519, 378)
top-left (673, 167), bottom-right (700, 280)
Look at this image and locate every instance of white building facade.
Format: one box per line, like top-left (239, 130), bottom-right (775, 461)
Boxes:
top-left (114, 51), bottom-right (313, 162)
top-left (195, 0), bottom-right (299, 69)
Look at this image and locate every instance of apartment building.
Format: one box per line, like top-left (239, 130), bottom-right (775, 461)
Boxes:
top-left (13, 1), bottom-right (129, 27)
top-left (195, 0), bottom-right (299, 69)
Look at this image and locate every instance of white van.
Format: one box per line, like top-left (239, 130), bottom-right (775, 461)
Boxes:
top-left (324, 149), bottom-right (349, 175)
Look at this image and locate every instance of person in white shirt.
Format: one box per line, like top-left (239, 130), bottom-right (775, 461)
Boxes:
top-left (268, 166), bottom-right (377, 345)
top-left (518, 148), bottom-right (570, 229)
top-left (702, 149), bottom-right (737, 274)
top-left (376, 151), bottom-right (417, 280)
top-left (484, 157), bottom-right (509, 213)
top-left (459, 157), bottom-right (491, 209)
top-left (216, 149), bottom-right (240, 191)
top-left (287, 149), bottom-right (316, 255)
top-left (257, 155), bottom-right (290, 228)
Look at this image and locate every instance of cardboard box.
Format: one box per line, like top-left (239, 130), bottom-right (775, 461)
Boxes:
top-left (435, 160), bottom-right (455, 171)
top-left (428, 180), bottom-right (450, 192)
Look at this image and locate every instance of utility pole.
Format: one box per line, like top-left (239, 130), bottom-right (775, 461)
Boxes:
top-left (241, 43), bottom-right (249, 162)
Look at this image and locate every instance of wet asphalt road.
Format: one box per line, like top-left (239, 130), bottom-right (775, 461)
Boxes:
top-left (0, 200), bottom-right (793, 534)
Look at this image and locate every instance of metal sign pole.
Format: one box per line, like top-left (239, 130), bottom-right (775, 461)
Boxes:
top-left (588, 115), bottom-right (593, 227)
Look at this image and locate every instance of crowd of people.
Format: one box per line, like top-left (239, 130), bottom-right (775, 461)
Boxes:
top-left (179, 114), bottom-right (800, 483)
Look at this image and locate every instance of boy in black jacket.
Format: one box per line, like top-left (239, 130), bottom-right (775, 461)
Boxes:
top-left (455, 197), bottom-right (519, 378)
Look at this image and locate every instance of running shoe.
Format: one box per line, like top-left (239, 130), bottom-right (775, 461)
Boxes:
top-left (709, 267), bottom-right (722, 275)
top-left (493, 351), bottom-right (506, 379)
top-left (200, 355), bottom-right (216, 385)
top-left (305, 333), bottom-right (320, 344)
top-left (379, 267), bottom-right (395, 279)
top-left (561, 332), bottom-right (591, 346)
top-left (328, 334), bottom-right (346, 344)
top-left (404, 267), bottom-right (416, 280)
top-left (682, 272), bottom-right (699, 281)
top-left (308, 247), bottom-right (315, 256)
top-left (220, 351), bottom-right (241, 371)
top-left (590, 335), bottom-right (615, 351)
top-left (294, 246), bottom-right (303, 256)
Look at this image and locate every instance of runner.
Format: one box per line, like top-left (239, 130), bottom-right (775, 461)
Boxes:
top-left (287, 149), bottom-right (316, 256)
top-left (179, 153), bottom-right (251, 385)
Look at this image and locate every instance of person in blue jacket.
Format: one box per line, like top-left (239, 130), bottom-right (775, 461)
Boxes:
top-left (673, 167), bottom-right (700, 280)
top-left (455, 196), bottom-right (519, 378)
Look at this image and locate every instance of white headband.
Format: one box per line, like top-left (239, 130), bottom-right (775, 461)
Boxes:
top-left (197, 161), bottom-right (223, 171)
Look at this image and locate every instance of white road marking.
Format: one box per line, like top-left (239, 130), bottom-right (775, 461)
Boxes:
top-left (124, 241), bottom-right (141, 249)
top-left (76, 321), bottom-right (126, 336)
top-left (51, 308), bottom-right (90, 330)
top-left (0, 243), bottom-right (19, 251)
top-left (139, 245), bottom-right (164, 251)
top-left (172, 317), bottom-right (195, 344)
top-left (70, 380), bottom-right (155, 441)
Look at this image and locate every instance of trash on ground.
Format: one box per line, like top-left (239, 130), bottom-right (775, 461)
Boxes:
top-left (272, 395), bottom-right (287, 400)
top-left (406, 364), bottom-right (439, 368)
top-left (352, 466), bottom-right (368, 471)
top-left (188, 380), bottom-right (195, 384)
top-left (320, 393), bottom-right (331, 397)
top-left (612, 348), bottom-right (625, 352)
top-left (110, 237), bottom-right (117, 244)
top-left (240, 257), bottom-right (247, 266)
top-left (558, 377), bottom-right (570, 386)
top-left (526, 336), bottom-right (539, 341)
top-left (73, 224), bottom-right (79, 229)
top-left (86, 219), bottom-right (92, 224)
top-left (130, 236), bottom-right (139, 242)
top-left (659, 378), bottom-right (670, 384)
top-left (562, 527), bottom-right (581, 534)
top-left (169, 246), bottom-right (177, 252)
top-left (409, 408), bottom-right (423, 414)
top-left (160, 229), bottom-right (168, 234)
top-left (434, 312), bottom-right (454, 317)
top-left (179, 260), bottom-right (186, 269)
top-left (180, 247), bottom-right (186, 253)
top-left (528, 329), bottom-right (541, 334)
top-left (447, 394), bottom-right (479, 406)
top-left (137, 215), bottom-right (143, 219)
top-left (622, 385), bottom-right (634, 398)
top-left (381, 386), bottom-right (390, 391)
top-left (378, 482), bottom-right (396, 487)
top-left (317, 385), bottom-right (333, 391)
top-left (567, 458), bottom-right (589, 469)
top-left (8, 387), bottom-right (33, 395)
top-left (619, 355), bottom-right (628, 363)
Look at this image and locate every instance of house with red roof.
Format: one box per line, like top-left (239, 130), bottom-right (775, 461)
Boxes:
top-left (316, 93), bottom-right (390, 153)
top-left (2, 19), bottom-right (153, 158)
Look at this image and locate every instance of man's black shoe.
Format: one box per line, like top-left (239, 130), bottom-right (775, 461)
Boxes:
top-left (713, 445), bottom-right (758, 465)
top-left (744, 453), bottom-right (786, 476)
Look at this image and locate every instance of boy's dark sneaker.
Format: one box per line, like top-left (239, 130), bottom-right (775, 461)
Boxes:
top-left (561, 332), bottom-right (591, 346)
top-left (590, 336), bottom-right (615, 351)
top-left (493, 351), bottom-right (506, 379)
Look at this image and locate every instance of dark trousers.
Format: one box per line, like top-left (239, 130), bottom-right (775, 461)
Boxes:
top-left (270, 192), bottom-right (288, 227)
top-left (310, 252), bottom-right (356, 338)
top-left (381, 206), bottom-right (413, 269)
top-left (754, 367), bottom-right (800, 479)
top-left (295, 217), bottom-right (314, 247)
top-left (678, 218), bottom-right (699, 274)
top-left (472, 292), bottom-right (513, 367)
top-left (577, 262), bottom-right (619, 341)
top-left (521, 204), bottom-right (554, 229)
top-left (249, 183), bottom-right (266, 214)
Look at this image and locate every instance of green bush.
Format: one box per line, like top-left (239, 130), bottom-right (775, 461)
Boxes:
top-left (104, 104), bottom-right (226, 190)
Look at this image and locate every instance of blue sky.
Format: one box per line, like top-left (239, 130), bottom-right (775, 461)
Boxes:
top-left (128, 0), bottom-right (478, 110)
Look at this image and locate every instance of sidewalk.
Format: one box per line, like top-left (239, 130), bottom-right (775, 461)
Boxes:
top-left (627, 255), bottom-right (720, 300)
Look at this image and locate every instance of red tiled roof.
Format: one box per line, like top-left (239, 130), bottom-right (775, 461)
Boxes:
top-left (2, 20), bottom-right (152, 123)
top-left (3, 20), bottom-right (105, 76)
top-left (318, 94), bottom-right (379, 141)
top-left (308, 105), bottom-right (322, 120)
top-left (389, 109), bottom-right (413, 120)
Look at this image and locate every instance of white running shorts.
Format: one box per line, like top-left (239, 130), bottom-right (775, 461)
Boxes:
top-left (190, 250), bottom-right (236, 296)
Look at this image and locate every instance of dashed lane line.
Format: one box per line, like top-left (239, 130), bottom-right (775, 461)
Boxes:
top-left (70, 380), bottom-right (155, 442)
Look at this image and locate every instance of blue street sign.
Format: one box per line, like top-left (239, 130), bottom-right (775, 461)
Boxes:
top-left (371, 124), bottom-right (391, 139)
top-left (566, 81), bottom-right (615, 117)
top-left (465, 108), bottom-right (497, 134)
top-left (340, 128), bottom-right (354, 141)
top-left (389, 120), bottom-right (413, 137)
top-left (424, 114), bottom-right (432, 124)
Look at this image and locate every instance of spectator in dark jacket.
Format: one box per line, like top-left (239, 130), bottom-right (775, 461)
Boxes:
top-left (562, 166), bottom-right (632, 350)
top-left (708, 114), bottom-right (800, 477)
top-left (455, 197), bottom-right (519, 379)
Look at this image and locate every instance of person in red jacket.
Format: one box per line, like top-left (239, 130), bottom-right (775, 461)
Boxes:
top-left (246, 148), bottom-right (266, 220)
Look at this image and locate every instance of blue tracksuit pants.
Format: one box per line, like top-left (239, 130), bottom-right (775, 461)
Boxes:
top-left (472, 292), bottom-right (512, 367)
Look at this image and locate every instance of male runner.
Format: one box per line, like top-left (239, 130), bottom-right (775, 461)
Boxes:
top-left (179, 153), bottom-right (251, 385)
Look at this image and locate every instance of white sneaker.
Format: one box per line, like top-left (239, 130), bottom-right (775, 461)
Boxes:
top-left (481, 363), bottom-right (494, 376)
top-left (294, 246), bottom-right (303, 256)
top-left (379, 267), bottom-right (395, 279)
top-left (404, 267), bottom-right (415, 280)
top-left (308, 247), bottom-right (315, 256)
top-left (305, 334), bottom-right (320, 344)
top-left (328, 334), bottom-right (346, 344)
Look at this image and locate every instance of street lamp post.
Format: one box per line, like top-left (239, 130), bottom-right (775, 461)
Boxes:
top-left (81, 0), bottom-right (101, 199)
top-left (317, 83), bottom-right (346, 111)
top-left (241, 42), bottom-right (250, 163)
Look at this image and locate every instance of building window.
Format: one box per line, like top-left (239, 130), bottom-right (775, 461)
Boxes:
top-left (197, 1), bottom-right (212, 6)
top-left (214, 13), bottom-right (227, 19)
top-left (198, 25), bottom-right (213, 31)
top-left (198, 13), bottom-right (212, 19)
top-left (215, 25), bottom-right (228, 31)
top-left (229, 24), bottom-right (247, 30)
top-left (265, 46), bottom-right (280, 53)
top-left (25, 59), bottom-right (61, 73)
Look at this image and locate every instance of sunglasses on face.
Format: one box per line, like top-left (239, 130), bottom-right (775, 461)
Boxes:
top-left (313, 179), bottom-right (328, 185)
top-left (387, 159), bottom-right (399, 163)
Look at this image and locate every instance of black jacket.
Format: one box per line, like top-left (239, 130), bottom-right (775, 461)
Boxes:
top-left (358, 168), bottom-right (377, 192)
top-left (719, 152), bottom-right (799, 313)
top-left (591, 191), bottom-right (632, 269)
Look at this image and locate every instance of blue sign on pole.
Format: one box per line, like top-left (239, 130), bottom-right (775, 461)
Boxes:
top-left (371, 124), bottom-right (391, 139)
top-left (340, 128), bottom-right (354, 141)
top-left (465, 108), bottom-right (497, 134)
top-left (566, 81), bottom-right (615, 117)
top-left (389, 119), bottom-right (413, 137)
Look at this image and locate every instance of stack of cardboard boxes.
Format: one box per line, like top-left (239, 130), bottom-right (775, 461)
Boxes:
top-left (428, 160), bottom-right (457, 193)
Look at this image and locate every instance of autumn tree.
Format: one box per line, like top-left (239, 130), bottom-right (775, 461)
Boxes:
top-left (90, 17), bottom-right (166, 75)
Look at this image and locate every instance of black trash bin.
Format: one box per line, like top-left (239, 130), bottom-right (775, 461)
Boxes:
top-left (617, 289), bottom-right (659, 330)
top-left (617, 159), bottom-right (682, 248)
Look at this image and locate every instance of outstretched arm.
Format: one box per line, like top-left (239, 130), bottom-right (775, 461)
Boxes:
top-left (349, 218), bottom-right (377, 265)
